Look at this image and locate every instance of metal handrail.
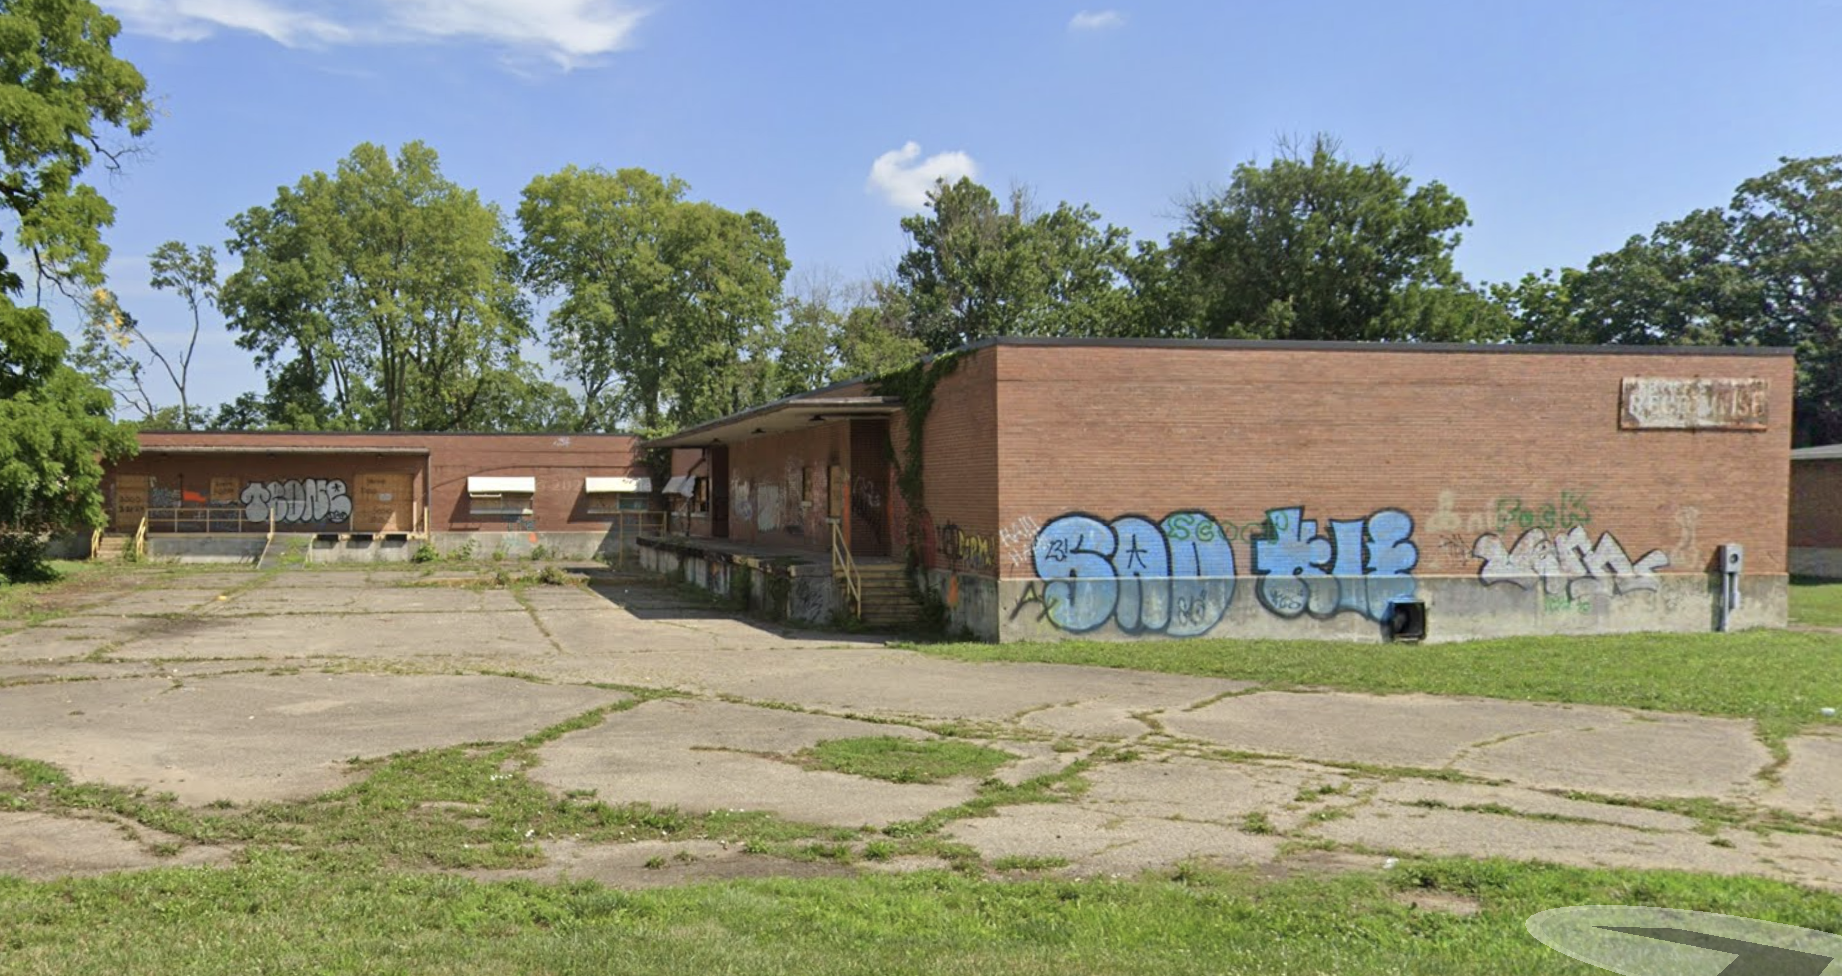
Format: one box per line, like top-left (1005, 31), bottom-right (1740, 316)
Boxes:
top-left (136, 506), bottom-right (268, 535)
top-left (90, 526), bottom-right (102, 560)
top-left (132, 514), bottom-right (148, 560)
top-left (830, 517), bottom-right (861, 619)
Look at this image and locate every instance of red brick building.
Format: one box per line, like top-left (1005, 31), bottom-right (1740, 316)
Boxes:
top-left (648, 338), bottom-right (1794, 642)
top-left (1791, 444), bottom-right (1842, 578)
top-left (103, 431), bottom-right (691, 561)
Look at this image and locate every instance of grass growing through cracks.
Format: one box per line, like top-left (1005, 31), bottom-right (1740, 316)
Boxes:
top-left (796, 737), bottom-right (1016, 784)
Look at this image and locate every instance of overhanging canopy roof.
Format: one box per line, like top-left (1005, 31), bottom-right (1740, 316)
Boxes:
top-left (467, 476), bottom-right (535, 495)
top-left (645, 397), bottom-right (902, 449)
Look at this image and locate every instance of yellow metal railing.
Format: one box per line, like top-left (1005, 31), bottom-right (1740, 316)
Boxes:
top-left (830, 517), bottom-right (861, 619)
top-left (132, 514), bottom-right (148, 560)
top-left (89, 526), bottom-right (102, 560)
top-left (138, 506), bottom-right (269, 535)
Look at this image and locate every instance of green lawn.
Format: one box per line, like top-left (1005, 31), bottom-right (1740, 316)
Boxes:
top-left (1791, 575), bottom-right (1842, 628)
top-left (3, 856), bottom-right (1840, 975)
top-left (905, 628), bottom-right (1842, 744)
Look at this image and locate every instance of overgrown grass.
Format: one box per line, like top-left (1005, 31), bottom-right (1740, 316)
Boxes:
top-left (0, 559), bottom-right (123, 624)
top-left (2, 857), bottom-right (1840, 974)
top-left (1791, 575), bottom-right (1842, 628)
top-left (904, 629), bottom-right (1842, 743)
top-left (796, 737), bottom-right (1015, 784)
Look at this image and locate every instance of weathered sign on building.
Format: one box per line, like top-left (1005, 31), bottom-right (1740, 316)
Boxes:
top-left (1620, 377), bottom-right (1769, 431)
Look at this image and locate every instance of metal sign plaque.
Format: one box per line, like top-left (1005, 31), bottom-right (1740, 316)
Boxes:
top-left (1620, 377), bottom-right (1769, 430)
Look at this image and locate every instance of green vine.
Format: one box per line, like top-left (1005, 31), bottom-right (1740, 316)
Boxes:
top-left (868, 354), bottom-right (963, 633)
top-left (868, 352), bottom-right (962, 560)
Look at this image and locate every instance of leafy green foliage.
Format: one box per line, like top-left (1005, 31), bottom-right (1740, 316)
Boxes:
top-left (220, 141), bottom-right (533, 431)
top-left (1156, 134), bottom-right (1508, 342)
top-left (895, 179), bottom-right (1134, 352)
top-left (0, 1), bottom-right (148, 577)
top-left (517, 166), bottom-right (789, 433)
top-left (1495, 155), bottom-right (1842, 445)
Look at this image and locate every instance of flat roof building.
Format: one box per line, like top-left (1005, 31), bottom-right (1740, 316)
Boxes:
top-left (644, 337), bottom-right (1794, 642)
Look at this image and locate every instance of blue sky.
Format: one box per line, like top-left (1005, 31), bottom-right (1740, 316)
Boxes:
top-left (70, 0), bottom-right (1842, 413)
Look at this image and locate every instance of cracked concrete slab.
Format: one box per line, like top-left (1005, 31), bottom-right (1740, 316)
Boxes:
top-left (0, 813), bottom-right (234, 879)
top-left (1765, 733), bottom-right (1842, 818)
top-left (1073, 755), bottom-right (1343, 827)
top-left (0, 673), bottom-right (625, 803)
top-left (1452, 713), bottom-right (1771, 800)
top-left (531, 699), bottom-right (983, 828)
top-left (944, 803), bottom-right (1283, 876)
top-left (105, 610), bottom-right (550, 662)
top-left (1368, 780), bottom-right (1701, 832)
top-left (4, 566), bottom-right (1839, 888)
top-left (1305, 804), bottom-right (1772, 877)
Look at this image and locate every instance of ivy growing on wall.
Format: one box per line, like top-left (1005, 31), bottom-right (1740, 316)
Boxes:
top-left (868, 352), bottom-right (961, 547)
top-left (868, 353), bottom-right (962, 631)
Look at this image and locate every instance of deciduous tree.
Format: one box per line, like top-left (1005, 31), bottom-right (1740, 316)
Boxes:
top-left (1159, 135), bottom-right (1506, 342)
top-left (894, 178), bottom-right (1134, 352)
top-left (518, 166), bottom-right (788, 433)
top-left (0, 0), bottom-right (149, 578)
top-left (219, 141), bottom-right (532, 431)
top-left (1496, 155), bottom-right (1842, 444)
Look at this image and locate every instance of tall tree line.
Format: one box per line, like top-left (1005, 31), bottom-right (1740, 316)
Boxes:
top-left (79, 135), bottom-right (1842, 448)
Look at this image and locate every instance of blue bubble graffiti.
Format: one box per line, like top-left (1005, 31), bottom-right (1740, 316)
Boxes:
top-left (1031, 511), bottom-right (1236, 636)
top-left (1028, 507), bottom-right (1417, 635)
top-left (1251, 507), bottom-right (1417, 621)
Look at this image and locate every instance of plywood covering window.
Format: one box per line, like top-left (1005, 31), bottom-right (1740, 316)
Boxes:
top-left (467, 476), bottom-right (535, 517)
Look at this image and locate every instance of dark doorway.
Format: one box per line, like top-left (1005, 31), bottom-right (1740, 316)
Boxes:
top-left (710, 446), bottom-right (730, 539)
top-left (848, 420), bottom-right (891, 559)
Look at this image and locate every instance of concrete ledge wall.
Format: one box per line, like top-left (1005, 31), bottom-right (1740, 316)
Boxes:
top-left (1791, 548), bottom-right (1842, 580)
top-left (638, 539), bottom-right (839, 626)
top-left (996, 572), bottom-right (1786, 643)
top-left (428, 531), bottom-right (635, 561)
top-left (145, 536), bottom-right (266, 564)
top-left (917, 567), bottom-right (1000, 641)
top-left (306, 535), bottom-right (417, 563)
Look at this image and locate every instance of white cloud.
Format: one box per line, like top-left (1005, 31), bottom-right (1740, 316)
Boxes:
top-left (1068, 9), bottom-right (1125, 31)
top-left (866, 142), bottom-right (979, 210)
top-left (104, 0), bottom-right (646, 68)
top-left (109, 0), bottom-right (350, 45)
top-left (379, 0), bottom-right (646, 68)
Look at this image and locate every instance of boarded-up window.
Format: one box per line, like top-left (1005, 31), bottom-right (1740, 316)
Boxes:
top-left (468, 476), bottom-right (535, 517)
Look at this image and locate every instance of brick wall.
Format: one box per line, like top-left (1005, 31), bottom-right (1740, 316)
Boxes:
top-left (719, 421), bottom-right (851, 556)
top-left (114, 432), bottom-right (647, 534)
top-left (990, 342), bottom-right (1792, 578)
top-left (1791, 459), bottom-right (1842, 549)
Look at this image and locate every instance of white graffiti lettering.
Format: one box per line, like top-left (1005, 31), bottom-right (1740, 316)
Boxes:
top-left (241, 479), bottom-right (353, 524)
top-left (1473, 526), bottom-right (1668, 599)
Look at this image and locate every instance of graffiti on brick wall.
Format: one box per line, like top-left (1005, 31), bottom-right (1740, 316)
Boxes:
top-left (1472, 525), bottom-right (1668, 598)
top-left (1251, 508), bottom-right (1419, 621)
top-left (937, 522), bottom-right (994, 572)
top-left (998, 515), bottom-right (1039, 573)
top-left (242, 478), bottom-right (352, 524)
top-left (1672, 506), bottom-right (1700, 567)
top-left (1018, 507), bottom-right (1418, 635)
top-left (1028, 511), bottom-right (1239, 636)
